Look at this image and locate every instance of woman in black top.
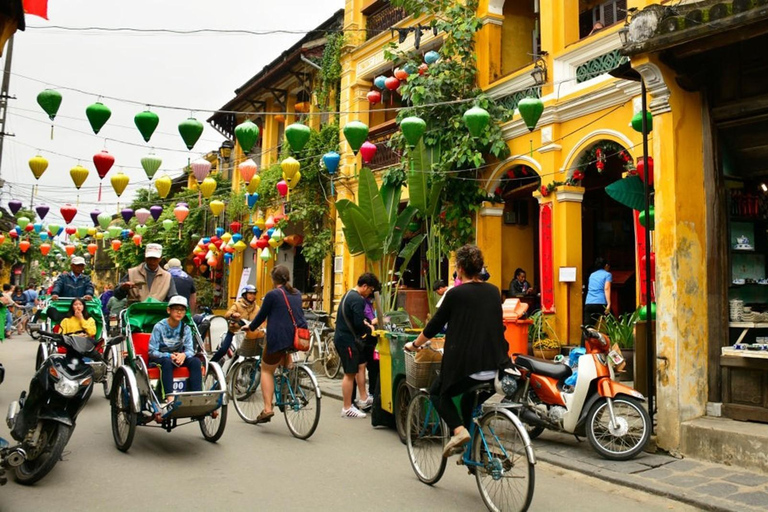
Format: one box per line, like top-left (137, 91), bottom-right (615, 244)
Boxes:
top-left (244, 265), bottom-right (307, 424)
top-left (406, 245), bottom-right (510, 457)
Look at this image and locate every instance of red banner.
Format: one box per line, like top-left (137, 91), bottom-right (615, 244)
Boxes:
top-left (634, 210), bottom-right (655, 305)
top-left (23, 0), bottom-right (48, 20)
top-left (539, 202), bottom-right (555, 313)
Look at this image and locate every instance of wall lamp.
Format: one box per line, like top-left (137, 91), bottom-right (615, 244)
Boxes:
top-left (531, 52), bottom-right (548, 86)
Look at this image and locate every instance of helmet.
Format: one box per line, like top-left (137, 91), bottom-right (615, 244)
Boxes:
top-left (241, 285), bottom-right (257, 296)
top-left (494, 367), bottom-right (520, 398)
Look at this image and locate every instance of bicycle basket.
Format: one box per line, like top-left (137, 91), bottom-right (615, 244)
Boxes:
top-left (405, 342), bottom-right (443, 389)
top-left (238, 338), bottom-right (262, 358)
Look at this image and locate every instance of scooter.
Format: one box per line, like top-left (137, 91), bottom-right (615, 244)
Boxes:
top-left (512, 325), bottom-right (651, 460)
top-left (2, 332), bottom-right (122, 485)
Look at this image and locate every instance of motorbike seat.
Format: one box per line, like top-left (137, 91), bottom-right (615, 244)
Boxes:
top-left (514, 355), bottom-right (572, 381)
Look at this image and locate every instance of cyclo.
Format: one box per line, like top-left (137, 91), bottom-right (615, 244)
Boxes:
top-left (109, 299), bottom-right (227, 452)
top-left (31, 297), bottom-right (114, 397)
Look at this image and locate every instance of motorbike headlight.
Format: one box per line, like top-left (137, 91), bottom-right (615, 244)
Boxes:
top-left (54, 377), bottom-right (79, 397)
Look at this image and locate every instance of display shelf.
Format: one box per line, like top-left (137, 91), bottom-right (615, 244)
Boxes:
top-left (732, 248), bottom-right (758, 252)
top-left (722, 346), bottom-right (768, 358)
top-left (729, 322), bottom-right (768, 327)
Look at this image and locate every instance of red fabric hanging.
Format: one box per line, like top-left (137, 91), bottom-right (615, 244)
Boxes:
top-left (23, 0), bottom-right (49, 19)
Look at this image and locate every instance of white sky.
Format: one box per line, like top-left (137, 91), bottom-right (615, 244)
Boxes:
top-left (0, 0), bottom-right (344, 227)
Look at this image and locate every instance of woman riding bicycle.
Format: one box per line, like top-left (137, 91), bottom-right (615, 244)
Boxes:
top-left (405, 244), bottom-right (510, 458)
top-left (59, 298), bottom-right (97, 338)
top-left (212, 284), bottom-right (264, 363)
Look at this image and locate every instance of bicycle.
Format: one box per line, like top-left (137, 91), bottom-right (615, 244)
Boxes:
top-left (303, 310), bottom-right (341, 379)
top-left (228, 350), bottom-right (322, 439)
top-left (404, 350), bottom-right (536, 512)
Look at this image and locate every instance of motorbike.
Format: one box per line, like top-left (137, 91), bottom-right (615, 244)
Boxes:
top-left (512, 325), bottom-right (651, 460)
top-left (2, 331), bottom-right (122, 485)
top-left (0, 362), bottom-right (7, 486)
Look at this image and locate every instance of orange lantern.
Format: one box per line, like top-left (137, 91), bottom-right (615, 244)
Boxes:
top-left (274, 114), bottom-right (285, 124)
top-left (133, 234), bottom-right (142, 246)
top-left (0, 233), bottom-right (5, 244)
top-left (87, 243), bottom-right (98, 256)
top-left (40, 243), bottom-right (51, 256)
top-left (65, 245), bottom-right (76, 256)
top-left (111, 239), bottom-right (122, 251)
top-left (19, 240), bottom-right (31, 253)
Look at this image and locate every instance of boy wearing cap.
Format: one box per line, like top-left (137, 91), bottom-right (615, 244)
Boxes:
top-left (51, 256), bottom-right (95, 301)
top-left (148, 295), bottom-right (202, 399)
top-left (114, 243), bottom-right (177, 302)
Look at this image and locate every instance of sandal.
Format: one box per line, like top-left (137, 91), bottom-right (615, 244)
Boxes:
top-left (256, 410), bottom-right (274, 424)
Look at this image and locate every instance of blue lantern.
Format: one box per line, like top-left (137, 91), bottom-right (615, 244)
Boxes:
top-left (232, 233), bottom-right (243, 243)
top-left (246, 193), bottom-right (259, 209)
top-left (57, 226), bottom-right (64, 236)
top-left (374, 75), bottom-right (387, 89)
top-left (33, 223), bottom-right (43, 234)
top-left (252, 226), bottom-right (262, 238)
top-left (267, 227), bottom-right (275, 238)
top-left (215, 227), bottom-right (224, 237)
top-left (322, 151), bottom-right (341, 175)
top-left (424, 51), bottom-right (440, 64)
top-left (224, 253), bottom-right (233, 265)
top-left (121, 229), bottom-right (130, 239)
top-left (202, 237), bottom-right (211, 245)
top-left (40, 232), bottom-right (49, 241)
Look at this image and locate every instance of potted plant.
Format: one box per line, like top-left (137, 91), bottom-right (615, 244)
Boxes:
top-left (600, 310), bottom-right (639, 381)
top-left (528, 310), bottom-right (560, 360)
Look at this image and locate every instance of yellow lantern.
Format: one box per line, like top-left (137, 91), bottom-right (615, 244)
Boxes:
top-left (268, 237), bottom-right (280, 248)
top-left (255, 215), bottom-right (266, 230)
top-left (221, 232), bottom-right (232, 243)
top-left (29, 155), bottom-right (49, 180)
top-left (95, 231), bottom-right (104, 240)
top-left (234, 240), bottom-right (247, 253)
top-left (246, 175), bottom-right (261, 194)
top-left (280, 157), bottom-right (300, 181)
top-left (287, 171), bottom-right (301, 189)
top-left (70, 165), bottom-right (89, 189)
top-left (87, 227), bottom-right (97, 236)
top-left (111, 172), bottom-right (129, 197)
top-left (155, 174), bottom-right (172, 199)
top-left (210, 200), bottom-right (225, 216)
top-left (200, 177), bottom-right (217, 198)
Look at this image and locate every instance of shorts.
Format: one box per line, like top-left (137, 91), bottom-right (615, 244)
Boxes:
top-left (262, 349), bottom-right (290, 365)
top-left (337, 343), bottom-right (362, 375)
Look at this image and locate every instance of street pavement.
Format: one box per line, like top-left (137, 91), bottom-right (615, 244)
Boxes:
top-left (0, 335), bottom-right (717, 511)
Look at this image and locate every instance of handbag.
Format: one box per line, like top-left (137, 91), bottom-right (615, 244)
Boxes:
top-left (279, 288), bottom-right (310, 351)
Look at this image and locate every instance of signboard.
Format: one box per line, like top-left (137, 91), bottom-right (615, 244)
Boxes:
top-left (237, 267), bottom-right (252, 294)
top-left (559, 267), bottom-right (577, 283)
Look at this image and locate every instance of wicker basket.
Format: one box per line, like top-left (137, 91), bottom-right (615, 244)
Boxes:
top-left (238, 338), bottom-right (262, 358)
top-left (405, 339), bottom-right (444, 389)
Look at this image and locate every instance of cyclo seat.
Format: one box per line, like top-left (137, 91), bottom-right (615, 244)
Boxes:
top-left (514, 355), bottom-right (572, 381)
top-left (131, 333), bottom-right (205, 381)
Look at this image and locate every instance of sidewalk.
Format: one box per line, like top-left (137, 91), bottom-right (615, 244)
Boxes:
top-left (314, 373), bottom-right (768, 512)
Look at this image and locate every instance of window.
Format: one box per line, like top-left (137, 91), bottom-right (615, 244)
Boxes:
top-left (579, 0), bottom-right (627, 40)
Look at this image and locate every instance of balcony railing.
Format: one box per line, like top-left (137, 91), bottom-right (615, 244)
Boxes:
top-left (368, 121), bottom-right (401, 170)
top-left (366, 2), bottom-right (407, 41)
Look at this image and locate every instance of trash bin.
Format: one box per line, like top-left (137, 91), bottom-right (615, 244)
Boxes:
top-left (502, 298), bottom-right (531, 357)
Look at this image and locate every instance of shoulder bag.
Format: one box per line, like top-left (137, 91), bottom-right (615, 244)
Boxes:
top-left (340, 291), bottom-right (365, 351)
top-left (279, 288), bottom-right (310, 351)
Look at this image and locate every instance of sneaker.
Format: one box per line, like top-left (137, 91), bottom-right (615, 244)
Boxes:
top-left (355, 395), bottom-right (374, 411)
top-left (341, 406), bottom-right (367, 419)
top-left (442, 428), bottom-right (471, 458)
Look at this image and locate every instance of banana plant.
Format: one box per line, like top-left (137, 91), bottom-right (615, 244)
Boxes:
top-left (336, 167), bottom-right (425, 313)
top-left (408, 141), bottom-right (445, 314)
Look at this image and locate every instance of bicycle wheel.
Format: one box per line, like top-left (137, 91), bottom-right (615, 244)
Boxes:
top-left (111, 370), bottom-right (136, 453)
top-left (405, 392), bottom-right (448, 485)
top-left (200, 367), bottom-right (227, 442)
top-left (282, 366), bottom-right (321, 440)
top-left (228, 359), bottom-right (263, 424)
top-left (323, 333), bottom-right (341, 379)
top-left (473, 410), bottom-right (535, 512)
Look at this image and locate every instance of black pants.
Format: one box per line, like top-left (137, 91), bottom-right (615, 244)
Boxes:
top-left (584, 304), bottom-right (606, 327)
top-left (429, 375), bottom-right (493, 432)
top-left (351, 343), bottom-right (379, 402)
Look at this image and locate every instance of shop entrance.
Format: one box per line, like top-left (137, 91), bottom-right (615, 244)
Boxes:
top-left (579, 141), bottom-right (637, 317)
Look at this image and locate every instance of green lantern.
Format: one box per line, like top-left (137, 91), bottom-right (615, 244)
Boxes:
top-left (639, 205), bottom-right (655, 230)
top-left (400, 116), bottom-right (427, 147)
top-left (17, 217), bottom-right (30, 230)
top-left (162, 219), bottom-right (174, 231)
top-left (343, 121), bottom-right (369, 155)
top-left (638, 302), bottom-right (656, 321)
top-left (134, 110), bottom-right (160, 143)
top-left (518, 97), bottom-right (544, 132)
top-left (108, 225), bottom-right (123, 238)
top-left (85, 102), bottom-right (112, 134)
top-left (178, 117), bottom-right (204, 150)
top-left (463, 106), bottom-right (490, 137)
top-left (37, 89), bottom-right (62, 121)
top-left (97, 212), bottom-right (112, 230)
top-left (141, 154), bottom-right (162, 180)
top-left (284, 123), bottom-right (311, 153)
top-left (135, 224), bottom-right (148, 235)
top-left (631, 111), bottom-right (653, 134)
top-left (235, 120), bottom-right (260, 154)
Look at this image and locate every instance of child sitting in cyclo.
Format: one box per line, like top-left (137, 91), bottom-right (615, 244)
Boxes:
top-left (148, 296), bottom-right (202, 403)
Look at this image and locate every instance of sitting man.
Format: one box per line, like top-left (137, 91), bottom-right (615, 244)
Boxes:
top-left (51, 256), bottom-right (94, 301)
top-left (148, 296), bottom-right (202, 402)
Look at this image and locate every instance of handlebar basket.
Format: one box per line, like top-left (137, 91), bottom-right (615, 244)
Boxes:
top-left (405, 340), bottom-right (444, 389)
top-left (238, 338), bottom-right (262, 358)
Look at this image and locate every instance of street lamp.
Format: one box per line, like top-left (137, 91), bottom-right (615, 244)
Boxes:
top-left (531, 53), bottom-right (548, 86)
top-left (219, 139), bottom-right (234, 160)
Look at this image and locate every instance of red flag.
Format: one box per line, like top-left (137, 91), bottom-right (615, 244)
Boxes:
top-left (23, 0), bottom-right (48, 20)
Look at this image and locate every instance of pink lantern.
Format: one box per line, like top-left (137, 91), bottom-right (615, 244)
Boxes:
top-left (265, 215), bottom-right (276, 229)
top-left (239, 159), bottom-right (258, 184)
top-left (174, 204), bottom-right (189, 223)
top-left (191, 158), bottom-right (211, 184)
top-left (135, 208), bottom-right (151, 225)
top-left (276, 180), bottom-right (288, 198)
top-left (360, 141), bottom-right (377, 164)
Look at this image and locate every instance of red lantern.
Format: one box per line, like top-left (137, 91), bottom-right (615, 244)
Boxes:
top-left (636, 156), bottom-right (654, 186)
top-left (60, 205), bottom-right (77, 224)
top-left (40, 243), bottom-right (51, 256)
top-left (229, 221), bottom-right (242, 233)
top-left (273, 212), bottom-right (284, 225)
top-left (360, 141), bottom-right (377, 164)
top-left (65, 226), bottom-right (76, 235)
top-left (93, 150), bottom-right (115, 201)
top-left (87, 243), bottom-right (98, 256)
top-left (65, 245), bottom-right (76, 256)
top-left (394, 68), bottom-right (408, 80)
top-left (276, 180), bottom-right (288, 198)
top-left (367, 90), bottom-right (381, 105)
top-left (284, 234), bottom-right (304, 247)
top-left (9, 230), bottom-right (18, 239)
top-left (256, 238), bottom-right (269, 249)
top-left (19, 240), bottom-right (31, 253)
top-left (25, 224), bottom-right (35, 232)
top-left (418, 63), bottom-right (429, 76)
top-left (385, 76), bottom-right (400, 91)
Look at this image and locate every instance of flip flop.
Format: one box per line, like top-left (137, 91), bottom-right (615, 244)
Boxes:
top-left (256, 410), bottom-right (274, 424)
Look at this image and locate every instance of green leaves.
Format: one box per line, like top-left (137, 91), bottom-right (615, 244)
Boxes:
top-left (357, 166), bottom-right (388, 241)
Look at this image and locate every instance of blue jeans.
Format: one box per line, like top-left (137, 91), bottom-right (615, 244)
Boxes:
top-left (5, 309), bottom-right (12, 334)
top-left (211, 332), bottom-right (234, 363)
top-left (149, 356), bottom-right (203, 397)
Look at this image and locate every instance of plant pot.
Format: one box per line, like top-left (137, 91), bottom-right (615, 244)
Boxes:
top-left (619, 348), bottom-right (634, 381)
top-left (533, 347), bottom-right (560, 360)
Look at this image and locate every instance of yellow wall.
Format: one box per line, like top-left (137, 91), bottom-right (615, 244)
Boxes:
top-left (500, 1), bottom-right (536, 75)
top-left (501, 209), bottom-right (535, 292)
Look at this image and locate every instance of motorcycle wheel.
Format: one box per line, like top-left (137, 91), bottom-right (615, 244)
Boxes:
top-left (585, 396), bottom-right (651, 461)
top-left (14, 423), bottom-right (72, 486)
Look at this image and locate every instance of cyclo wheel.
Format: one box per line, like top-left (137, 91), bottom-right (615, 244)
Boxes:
top-left (102, 345), bottom-right (117, 399)
top-left (111, 370), bottom-right (136, 452)
top-left (283, 366), bottom-right (321, 440)
top-left (323, 333), bottom-right (341, 379)
top-left (200, 364), bottom-right (227, 442)
top-left (473, 409), bottom-right (535, 512)
top-left (405, 392), bottom-right (448, 485)
top-left (14, 422), bottom-right (72, 485)
top-left (228, 359), bottom-right (263, 424)
top-left (585, 396), bottom-right (651, 461)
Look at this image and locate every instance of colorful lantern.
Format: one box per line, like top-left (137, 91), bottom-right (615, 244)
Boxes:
top-left (191, 159), bottom-right (211, 184)
top-left (162, 219), bottom-right (174, 231)
top-left (48, 223), bottom-right (61, 237)
top-left (35, 204), bottom-right (49, 220)
top-left (150, 205), bottom-right (163, 222)
top-left (249, 237), bottom-right (259, 250)
top-left (221, 232), bottom-right (232, 243)
top-left (638, 302), bottom-right (656, 321)
top-left (394, 68), bottom-right (409, 80)
top-left (178, 117), bottom-right (204, 150)
top-left (135, 224), bottom-right (148, 235)
top-left (463, 106), bottom-right (491, 137)
top-left (135, 208), bottom-right (151, 225)
top-left (133, 234), bottom-right (143, 246)
top-left (85, 102), bottom-right (111, 134)
top-left (367, 90), bottom-right (381, 105)
top-left (28, 154), bottom-right (48, 182)
top-left (234, 240), bottom-right (247, 253)
top-left (400, 116), bottom-right (427, 147)
top-left (639, 205), bottom-right (655, 230)
top-left (636, 156), bottom-right (653, 186)
top-left (70, 165), bottom-right (89, 189)
top-left (16, 217), bottom-right (30, 230)
top-left (65, 245), bottom-right (76, 257)
top-left (246, 175), bottom-right (261, 194)
top-left (424, 50), bottom-right (440, 64)
top-left (8, 200), bottom-right (21, 215)
top-left (235, 120), bottom-right (260, 154)
top-left (322, 152), bottom-right (340, 175)
top-left (121, 208), bottom-right (134, 224)
top-left (87, 243), bottom-right (98, 256)
top-left (155, 174), bottom-right (172, 199)
top-left (37, 89), bottom-right (62, 121)
top-left (343, 121), bottom-right (369, 155)
top-left (111, 239), bottom-right (122, 251)
top-left (246, 193), bottom-right (259, 209)
top-left (239, 159), bottom-right (258, 184)
top-left (34, 223), bottom-right (43, 234)
top-left (108, 225), bottom-right (122, 239)
top-left (141, 154), bottom-right (162, 180)
top-left (77, 226), bottom-right (88, 238)
top-left (517, 97), bottom-right (544, 132)
top-left (134, 110), bottom-right (160, 143)
top-left (0, 233), bottom-right (5, 244)
top-left (60, 205), bottom-right (77, 224)
top-left (89, 209), bottom-right (100, 226)
top-left (360, 141), bottom-right (377, 164)
top-left (276, 180), bottom-right (288, 198)
top-left (210, 200), bottom-right (225, 217)
top-left (280, 157), bottom-right (300, 181)
top-left (174, 204), bottom-right (189, 223)
top-left (111, 172), bottom-right (129, 197)
top-left (259, 247), bottom-right (272, 261)
top-left (384, 76), bottom-right (400, 92)
top-left (19, 240), bottom-right (31, 253)
top-left (631, 111), bottom-right (653, 134)
top-left (93, 150), bottom-right (115, 201)
top-left (40, 243), bottom-right (51, 256)
top-left (255, 216), bottom-right (266, 230)
top-left (284, 234), bottom-right (304, 247)
top-left (284, 123), bottom-right (311, 153)
top-left (418, 63), bottom-right (429, 75)
top-left (373, 76), bottom-right (387, 89)
top-left (87, 227), bottom-right (97, 236)
top-left (200, 177), bottom-right (217, 198)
